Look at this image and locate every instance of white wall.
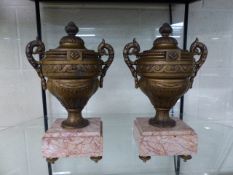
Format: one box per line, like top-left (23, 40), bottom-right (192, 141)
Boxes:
top-left (0, 0), bottom-right (43, 127)
top-left (173, 2), bottom-right (233, 172)
top-left (173, 0), bottom-right (233, 123)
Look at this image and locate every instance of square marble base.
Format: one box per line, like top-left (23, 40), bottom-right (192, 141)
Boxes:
top-left (133, 117), bottom-right (198, 157)
top-left (42, 118), bottom-right (103, 159)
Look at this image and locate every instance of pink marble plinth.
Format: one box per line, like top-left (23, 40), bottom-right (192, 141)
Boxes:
top-left (133, 117), bottom-right (198, 156)
top-left (42, 118), bottom-right (103, 159)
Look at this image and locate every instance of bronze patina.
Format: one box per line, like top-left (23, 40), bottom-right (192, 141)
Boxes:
top-left (26, 22), bottom-right (114, 129)
top-left (123, 23), bottom-right (207, 128)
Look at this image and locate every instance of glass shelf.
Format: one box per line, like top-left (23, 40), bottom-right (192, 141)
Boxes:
top-left (1, 114), bottom-right (233, 175)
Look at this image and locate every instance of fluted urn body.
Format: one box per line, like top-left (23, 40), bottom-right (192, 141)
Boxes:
top-left (26, 22), bottom-right (114, 129)
top-left (123, 23), bottom-right (207, 128)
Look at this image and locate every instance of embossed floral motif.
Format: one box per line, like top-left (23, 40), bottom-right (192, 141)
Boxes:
top-left (69, 50), bottom-right (80, 60)
top-left (167, 51), bottom-right (179, 61)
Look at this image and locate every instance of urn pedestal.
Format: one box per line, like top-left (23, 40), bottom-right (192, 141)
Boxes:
top-left (124, 23), bottom-right (207, 160)
top-left (123, 23), bottom-right (207, 128)
top-left (42, 118), bottom-right (103, 163)
top-left (133, 117), bottom-right (197, 162)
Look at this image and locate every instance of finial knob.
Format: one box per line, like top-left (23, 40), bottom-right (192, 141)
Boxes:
top-left (65, 22), bottom-right (79, 36)
top-left (159, 23), bottom-right (173, 37)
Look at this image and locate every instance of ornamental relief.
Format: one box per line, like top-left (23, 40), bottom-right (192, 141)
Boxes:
top-left (48, 79), bottom-right (98, 96)
top-left (137, 64), bottom-right (193, 73)
top-left (166, 51), bottom-right (180, 61)
top-left (150, 81), bottom-right (185, 89)
top-left (68, 50), bottom-right (80, 60)
top-left (146, 81), bottom-right (189, 97)
top-left (43, 64), bottom-right (101, 73)
top-left (147, 86), bottom-right (188, 99)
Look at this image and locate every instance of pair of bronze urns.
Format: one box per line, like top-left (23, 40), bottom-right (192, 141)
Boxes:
top-left (26, 22), bottom-right (207, 129)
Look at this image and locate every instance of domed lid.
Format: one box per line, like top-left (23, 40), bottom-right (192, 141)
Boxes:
top-left (43, 22), bottom-right (99, 63)
top-left (152, 23), bottom-right (178, 50)
top-left (58, 21), bottom-right (86, 49)
top-left (138, 23), bottom-right (193, 61)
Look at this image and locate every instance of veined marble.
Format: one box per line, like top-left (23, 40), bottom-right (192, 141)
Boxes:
top-left (42, 118), bottom-right (103, 158)
top-left (133, 117), bottom-right (198, 156)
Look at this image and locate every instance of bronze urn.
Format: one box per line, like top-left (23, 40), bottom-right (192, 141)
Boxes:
top-left (123, 23), bottom-right (207, 128)
top-left (26, 22), bottom-right (114, 129)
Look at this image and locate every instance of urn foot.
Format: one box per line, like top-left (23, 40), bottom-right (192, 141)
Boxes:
top-left (149, 109), bottom-right (176, 128)
top-left (61, 110), bottom-right (89, 129)
top-left (180, 155), bottom-right (192, 162)
top-left (149, 117), bottom-right (176, 128)
top-left (90, 156), bottom-right (102, 163)
top-left (62, 118), bottom-right (89, 129)
top-left (139, 156), bottom-right (151, 162)
top-left (46, 158), bottom-right (58, 164)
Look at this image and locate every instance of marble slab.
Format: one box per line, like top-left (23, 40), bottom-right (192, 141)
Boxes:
top-left (133, 117), bottom-right (198, 156)
top-left (42, 118), bottom-right (103, 159)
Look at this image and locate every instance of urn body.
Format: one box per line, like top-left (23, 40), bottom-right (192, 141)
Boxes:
top-left (26, 22), bottom-right (114, 129)
top-left (123, 23), bottom-right (207, 127)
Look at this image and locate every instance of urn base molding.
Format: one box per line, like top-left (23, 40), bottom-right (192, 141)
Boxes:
top-left (42, 118), bottom-right (103, 163)
top-left (133, 117), bottom-right (197, 162)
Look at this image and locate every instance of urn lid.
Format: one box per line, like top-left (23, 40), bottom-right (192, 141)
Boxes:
top-left (152, 23), bottom-right (178, 50)
top-left (58, 21), bottom-right (85, 49)
top-left (139, 23), bottom-right (192, 59)
top-left (43, 22), bottom-right (98, 63)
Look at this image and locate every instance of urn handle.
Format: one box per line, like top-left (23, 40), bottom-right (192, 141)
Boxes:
top-left (25, 40), bottom-right (46, 90)
top-left (189, 38), bottom-right (208, 88)
top-left (98, 39), bottom-right (114, 88)
top-left (123, 39), bottom-right (140, 88)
